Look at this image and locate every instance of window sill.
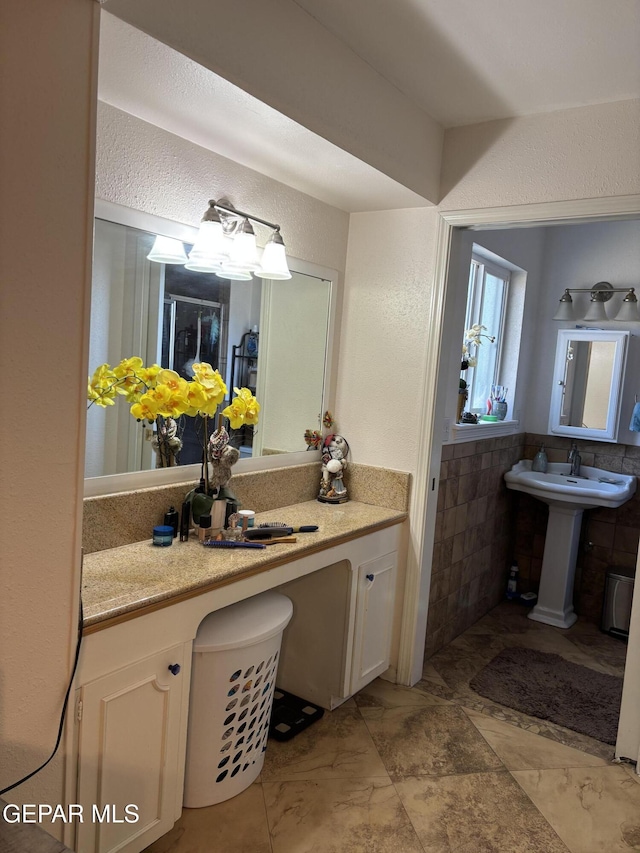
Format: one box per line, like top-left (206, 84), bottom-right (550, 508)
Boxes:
top-left (448, 419), bottom-right (520, 444)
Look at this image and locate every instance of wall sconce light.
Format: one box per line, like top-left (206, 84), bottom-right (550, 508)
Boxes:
top-left (553, 281), bottom-right (639, 322)
top-left (146, 199), bottom-right (292, 280)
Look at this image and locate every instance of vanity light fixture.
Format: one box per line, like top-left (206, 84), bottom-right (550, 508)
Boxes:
top-left (146, 235), bottom-right (189, 265)
top-left (553, 281), bottom-right (640, 322)
top-left (146, 199), bottom-right (292, 280)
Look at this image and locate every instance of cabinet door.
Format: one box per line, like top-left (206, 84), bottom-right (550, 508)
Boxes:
top-left (75, 643), bottom-right (188, 853)
top-left (349, 553), bottom-right (397, 695)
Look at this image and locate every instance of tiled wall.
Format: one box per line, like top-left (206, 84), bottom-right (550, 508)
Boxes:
top-left (426, 433), bottom-right (525, 658)
top-left (518, 434), bottom-right (640, 623)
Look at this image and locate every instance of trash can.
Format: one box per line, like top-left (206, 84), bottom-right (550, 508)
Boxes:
top-left (183, 591), bottom-right (293, 807)
top-left (602, 566), bottom-right (635, 640)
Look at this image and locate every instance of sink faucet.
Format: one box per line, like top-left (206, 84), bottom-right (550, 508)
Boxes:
top-left (568, 442), bottom-right (581, 476)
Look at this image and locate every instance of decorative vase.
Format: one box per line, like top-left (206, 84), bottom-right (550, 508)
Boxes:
top-left (493, 401), bottom-right (508, 421)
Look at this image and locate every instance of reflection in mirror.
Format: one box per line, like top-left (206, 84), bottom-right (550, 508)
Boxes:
top-left (560, 339), bottom-right (616, 430)
top-left (549, 329), bottom-right (629, 443)
top-left (85, 216), bottom-right (332, 479)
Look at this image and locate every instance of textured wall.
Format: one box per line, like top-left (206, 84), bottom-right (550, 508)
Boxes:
top-left (440, 99), bottom-right (640, 209)
top-left (0, 0), bottom-right (98, 827)
top-left (336, 208), bottom-right (439, 471)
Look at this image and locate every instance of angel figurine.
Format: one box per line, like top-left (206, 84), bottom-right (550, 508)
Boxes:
top-left (318, 433), bottom-right (350, 504)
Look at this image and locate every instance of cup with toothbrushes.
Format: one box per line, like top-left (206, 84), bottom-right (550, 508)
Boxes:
top-left (490, 385), bottom-right (508, 421)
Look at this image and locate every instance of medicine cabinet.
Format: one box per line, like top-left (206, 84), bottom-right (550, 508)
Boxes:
top-left (548, 329), bottom-right (629, 443)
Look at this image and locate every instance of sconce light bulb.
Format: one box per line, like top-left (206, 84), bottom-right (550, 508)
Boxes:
top-left (614, 289), bottom-right (640, 321)
top-left (255, 230), bottom-right (292, 280)
top-left (553, 290), bottom-right (575, 321)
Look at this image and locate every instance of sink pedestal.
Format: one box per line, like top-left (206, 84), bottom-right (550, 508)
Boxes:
top-left (528, 505), bottom-right (582, 629)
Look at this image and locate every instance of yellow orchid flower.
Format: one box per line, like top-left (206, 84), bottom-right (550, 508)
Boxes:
top-left (156, 369), bottom-right (189, 395)
top-left (130, 392), bottom-right (160, 422)
top-left (87, 363), bottom-right (118, 406)
top-left (192, 363), bottom-right (227, 399)
top-left (222, 395), bottom-right (247, 429)
top-left (181, 381), bottom-right (208, 417)
top-left (234, 387), bottom-right (260, 425)
top-left (190, 364), bottom-right (227, 413)
top-left (113, 356), bottom-right (144, 378)
top-left (147, 383), bottom-right (189, 418)
top-left (138, 363), bottom-right (162, 388)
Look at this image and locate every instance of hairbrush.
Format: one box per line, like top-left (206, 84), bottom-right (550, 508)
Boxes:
top-left (202, 540), bottom-right (266, 549)
top-left (258, 523), bottom-right (319, 533)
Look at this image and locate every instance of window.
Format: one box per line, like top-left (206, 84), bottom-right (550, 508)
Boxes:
top-left (463, 253), bottom-right (510, 414)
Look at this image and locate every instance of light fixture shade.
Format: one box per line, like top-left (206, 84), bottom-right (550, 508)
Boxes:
top-left (614, 290), bottom-right (640, 321)
top-left (147, 235), bottom-right (188, 264)
top-left (255, 231), bottom-right (292, 280)
top-left (582, 294), bottom-right (609, 322)
top-left (226, 218), bottom-right (259, 271)
top-left (553, 291), bottom-right (575, 321)
top-left (217, 266), bottom-right (253, 281)
top-left (185, 220), bottom-right (227, 273)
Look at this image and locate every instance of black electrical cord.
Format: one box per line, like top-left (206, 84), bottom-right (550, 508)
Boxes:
top-left (0, 601), bottom-right (83, 796)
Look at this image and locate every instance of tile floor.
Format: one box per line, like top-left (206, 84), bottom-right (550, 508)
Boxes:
top-left (145, 602), bottom-right (640, 853)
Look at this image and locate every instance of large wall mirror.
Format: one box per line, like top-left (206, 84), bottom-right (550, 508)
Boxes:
top-left (85, 202), bottom-right (336, 494)
top-left (549, 329), bottom-right (629, 443)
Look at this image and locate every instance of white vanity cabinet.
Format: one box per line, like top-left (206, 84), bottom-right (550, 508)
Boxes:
top-left (74, 642), bottom-right (190, 853)
top-left (274, 549), bottom-right (398, 708)
top-left (350, 552), bottom-right (397, 695)
top-left (72, 514), bottom-right (405, 852)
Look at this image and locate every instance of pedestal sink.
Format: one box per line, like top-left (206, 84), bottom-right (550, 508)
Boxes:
top-left (504, 460), bottom-right (636, 628)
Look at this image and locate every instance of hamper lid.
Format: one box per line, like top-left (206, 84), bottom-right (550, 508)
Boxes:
top-left (194, 592), bottom-right (293, 651)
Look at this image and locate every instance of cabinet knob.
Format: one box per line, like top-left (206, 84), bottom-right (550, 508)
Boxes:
top-left (366, 573), bottom-right (375, 582)
top-left (168, 663), bottom-right (181, 676)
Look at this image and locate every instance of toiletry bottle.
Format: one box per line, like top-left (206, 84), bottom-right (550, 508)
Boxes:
top-left (506, 563), bottom-right (519, 600)
top-left (198, 514), bottom-right (212, 543)
top-left (179, 501), bottom-right (191, 541)
top-left (164, 506), bottom-right (179, 538)
top-left (531, 444), bottom-right (548, 473)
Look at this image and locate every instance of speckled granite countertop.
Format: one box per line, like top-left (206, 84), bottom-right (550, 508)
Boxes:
top-left (82, 500), bottom-right (406, 631)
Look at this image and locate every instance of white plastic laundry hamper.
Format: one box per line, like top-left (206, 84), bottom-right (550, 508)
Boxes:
top-left (183, 591), bottom-right (293, 807)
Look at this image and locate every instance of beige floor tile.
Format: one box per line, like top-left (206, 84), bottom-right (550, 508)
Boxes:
top-left (261, 706), bottom-right (388, 782)
top-left (360, 703), bottom-right (504, 779)
top-left (354, 676), bottom-right (450, 709)
top-left (464, 709), bottom-right (609, 770)
top-left (421, 661), bottom-right (450, 688)
top-left (263, 777), bottom-right (424, 853)
top-left (142, 782), bottom-right (270, 852)
top-left (394, 771), bottom-right (570, 853)
top-left (512, 765), bottom-right (640, 853)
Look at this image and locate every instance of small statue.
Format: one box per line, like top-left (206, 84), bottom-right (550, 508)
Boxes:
top-left (152, 417), bottom-right (182, 467)
top-left (208, 426), bottom-right (240, 491)
top-left (318, 433), bottom-right (350, 504)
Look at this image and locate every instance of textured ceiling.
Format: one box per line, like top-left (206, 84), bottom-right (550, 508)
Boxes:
top-left (98, 14), bottom-right (431, 213)
top-left (99, 2), bottom-right (640, 211)
top-left (294, 0), bottom-right (640, 127)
